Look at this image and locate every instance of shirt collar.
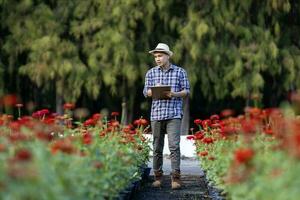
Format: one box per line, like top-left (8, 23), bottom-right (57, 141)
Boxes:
top-left (158, 64), bottom-right (174, 71)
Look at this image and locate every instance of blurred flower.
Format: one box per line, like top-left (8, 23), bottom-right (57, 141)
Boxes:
top-left (82, 132), bottom-right (93, 145)
top-left (202, 137), bottom-right (214, 144)
top-left (186, 135), bottom-right (195, 140)
top-left (198, 151), bottom-right (208, 157)
top-left (194, 119), bottom-right (202, 125)
top-left (1, 94), bottom-right (17, 107)
top-left (63, 103), bottom-right (75, 110)
top-left (15, 103), bottom-right (23, 108)
top-left (234, 148), bottom-right (255, 164)
top-left (133, 118), bottom-right (148, 126)
top-left (194, 131), bottom-right (204, 140)
top-left (83, 118), bottom-right (95, 127)
top-left (111, 112), bottom-right (120, 117)
top-left (14, 148), bottom-right (32, 162)
top-left (220, 109), bottom-right (235, 117)
top-left (210, 114), bottom-right (220, 121)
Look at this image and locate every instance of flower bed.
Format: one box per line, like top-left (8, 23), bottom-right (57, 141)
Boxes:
top-left (0, 108), bottom-right (150, 200)
top-left (189, 106), bottom-right (300, 200)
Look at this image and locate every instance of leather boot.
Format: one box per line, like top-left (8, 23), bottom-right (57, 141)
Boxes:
top-left (171, 171), bottom-right (182, 190)
top-left (152, 171), bottom-right (163, 188)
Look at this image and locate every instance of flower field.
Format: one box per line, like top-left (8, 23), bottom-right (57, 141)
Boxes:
top-left (189, 104), bottom-right (300, 200)
top-left (0, 104), bottom-right (150, 200)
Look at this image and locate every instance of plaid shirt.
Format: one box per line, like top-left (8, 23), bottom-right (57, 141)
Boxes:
top-left (143, 64), bottom-right (190, 121)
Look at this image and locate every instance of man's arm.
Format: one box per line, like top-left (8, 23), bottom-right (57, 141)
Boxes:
top-left (165, 68), bottom-right (190, 98)
top-left (143, 71), bottom-right (153, 97)
top-left (171, 89), bottom-right (188, 98)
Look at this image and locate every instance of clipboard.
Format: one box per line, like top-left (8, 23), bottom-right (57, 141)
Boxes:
top-left (150, 85), bottom-right (171, 100)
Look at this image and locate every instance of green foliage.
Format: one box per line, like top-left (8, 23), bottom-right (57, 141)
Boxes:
top-left (0, 0), bottom-right (300, 107)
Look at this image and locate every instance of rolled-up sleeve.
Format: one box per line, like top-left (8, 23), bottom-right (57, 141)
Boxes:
top-left (180, 69), bottom-right (190, 94)
top-left (143, 71), bottom-right (152, 97)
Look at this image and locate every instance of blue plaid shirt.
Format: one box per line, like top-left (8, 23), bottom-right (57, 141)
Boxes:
top-left (143, 64), bottom-right (190, 121)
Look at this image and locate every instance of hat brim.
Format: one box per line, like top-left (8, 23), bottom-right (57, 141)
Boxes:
top-left (149, 50), bottom-right (173, 57)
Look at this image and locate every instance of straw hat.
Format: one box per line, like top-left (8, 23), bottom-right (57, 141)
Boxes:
top-left (149, 43), bottom-right (173, 56)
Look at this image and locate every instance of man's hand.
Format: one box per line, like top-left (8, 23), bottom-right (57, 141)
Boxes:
top-left (164, 90), bottom-right (188, 98)
top-left (147, 89), bottom-right (152, 97)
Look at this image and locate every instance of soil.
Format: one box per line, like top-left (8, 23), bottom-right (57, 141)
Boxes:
top-left (132, 174), bottom-right (212, 200)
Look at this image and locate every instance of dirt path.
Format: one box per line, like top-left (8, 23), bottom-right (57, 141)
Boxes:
top-left (133, 174), bottom-right (211, 200)
top-left (132, 158), bottom-right (213, 200)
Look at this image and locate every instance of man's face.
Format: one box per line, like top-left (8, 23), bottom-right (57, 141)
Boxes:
top-left (153, 52), bottom-right (169, 67)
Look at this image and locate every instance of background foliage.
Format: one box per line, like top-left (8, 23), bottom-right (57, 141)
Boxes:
top-left (0, 0), bottom-right (299, 120)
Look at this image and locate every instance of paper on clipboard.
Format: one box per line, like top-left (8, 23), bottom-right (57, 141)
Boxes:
top-left (150, 85), bottom-right (171, 100)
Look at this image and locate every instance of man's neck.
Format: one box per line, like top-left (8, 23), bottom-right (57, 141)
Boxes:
top-left (161, 62), bottom-right (171, 70)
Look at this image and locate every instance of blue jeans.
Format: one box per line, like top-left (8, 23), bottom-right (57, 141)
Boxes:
top-left (151, 119), bottom-right (181, 174)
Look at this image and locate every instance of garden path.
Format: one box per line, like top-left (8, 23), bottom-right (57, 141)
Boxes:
top-left (132, 135), bottom-right (213, 200)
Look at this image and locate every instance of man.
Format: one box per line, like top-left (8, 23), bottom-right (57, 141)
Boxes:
top-left (143, 43), bottom-right (190, 189)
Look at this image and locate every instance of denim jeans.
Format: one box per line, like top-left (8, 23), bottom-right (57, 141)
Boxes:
top-left (151, 118), bottom-right (181, 174)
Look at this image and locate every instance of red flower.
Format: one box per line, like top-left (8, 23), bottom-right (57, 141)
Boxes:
top-left (82, 132), bottom-right (93, 145)
top-left (241, 119), bottom-right (257, 134)
top-left (194, 131), bottom-right (204, 140)
top-left (83, 118), bottom-right (95, 127)
top-left (234, 148), bottom-right (255, 164)
top-left (51, 139), bottom-right (75, 154)
top-left (263, 127), bottom-right (273, 135)
top-left (202, 137), bottom-right (214, 144)
top-left (93, 161), bottom-right (104, 169)
top-left (0, 144), bottom-right (6, 152)
top-left (111, 112), bottom-right (120, 117)
top-left (211, 123), bottom-right (221, 129)
top-left (92, 113), bottom-right (102, 121)
top-left (36, 132), bottom-right (54, 142)
top-left (194, 119), bottom-right (202, 125)
top-left (198, 151), bottom-right (208, 157)
top-left (220, 126), bottom-right (237, 137)
top-left (210, 114), bottom-right (220, 121)
top-left (186, 135), bottom-right (195, 140)
top-left (109, 120), bottom-right (119, 127)
top-left (220, 109), bottom-right (235, 117)
top-left (202, 119), bottom-right (211, 128)
top-left (39, 109), bottom-right (50, 115)
top-left (2, 94), bottom-right (17, 107)
top-left (63, 103), bottom-right (75, 110)
top-left (15, 148), bottom-right (32, 162)
top-left (133, 118), bottom-right (148, 126)
top-left (208, 156), bottom-right (215, 161)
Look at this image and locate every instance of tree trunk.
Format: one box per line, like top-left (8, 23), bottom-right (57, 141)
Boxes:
top-left (121, 97), bottom-right (128, 125)
top-left (180, 96), bottom-right (190, 135)
top-left (55, 80), bottom-right (64, 115)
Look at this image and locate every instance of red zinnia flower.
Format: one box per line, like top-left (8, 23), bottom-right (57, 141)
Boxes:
top-left (210, 114), bottom-right (220, 121)
top-left (220, 109), bottom-right (234, 117)
top-left (194, 131), bottom-right (204, 140)
top-left (2, 94), bottom-right (17, 107)
top-left (186, 135), bottom-right (195, 140)
top-left (202, 119), bottom-right (212, 128)
top-left (202, 137), bottom-right (214, 144)
top-left (111, 112), bottom-right (120, 116)
top-left (194, 119), bottom-right (202, 125)
top-left (83, 118), bottom-right (95, 127)
top-left (63, 103), bottom-right (75, 110)
top-left (82, 132), bottom-right (93, 145)
top-left (15, 148), bottom-right (32, 162)
top-left (234, 148), bottom-right (255, 164)
top-left (92, 113), bottom-right (102, 121)
top-left (198, 151), bottom-right (208, 157)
